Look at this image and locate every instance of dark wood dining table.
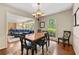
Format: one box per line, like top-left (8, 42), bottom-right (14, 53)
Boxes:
top-left (25, 32), bottom-right (45, 55)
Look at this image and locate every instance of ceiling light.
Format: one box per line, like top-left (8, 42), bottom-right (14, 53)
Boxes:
top-left (32, 3), bottom-right (44, 18)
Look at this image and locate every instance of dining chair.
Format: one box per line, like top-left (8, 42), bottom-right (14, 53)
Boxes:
top-left (20, 34), bottom-right (36, 55)
top-left (58, 31), bottom-right (71, 47)
top-left (45, 32), bottom-right (50, 47)
top-left (36, 33), bottom-right (48, 55)
top-left (37, 29), bottom-right (41, 32)
top-left (42, 31), bottom-right (50, 47)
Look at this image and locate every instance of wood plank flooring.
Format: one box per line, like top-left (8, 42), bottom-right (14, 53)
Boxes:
top-left (0, 40), bottom-right (75, 55)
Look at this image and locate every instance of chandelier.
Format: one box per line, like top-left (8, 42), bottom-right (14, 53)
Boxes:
top-left (32, 3), bottom-right (44, 18)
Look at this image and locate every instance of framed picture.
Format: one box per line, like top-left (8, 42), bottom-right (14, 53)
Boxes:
top-left (40, 22), bottom-right (45, 28)
top-left (74, 8), bottom-right (79, 26)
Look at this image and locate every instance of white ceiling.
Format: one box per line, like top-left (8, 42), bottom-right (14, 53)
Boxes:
top-left (6, 3), bottom-right (73, 16)
top-left (7, 12), bottom-right (34, 23)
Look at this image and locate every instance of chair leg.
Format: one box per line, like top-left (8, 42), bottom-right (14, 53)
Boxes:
top-left (26, 49), bottom-right (28, 55)
top-left (31, 48), bottom-right (34, 55)
top-left (68, 40), bottom-right (70, 46)
top-left (63, 40), bottom-right (65, 47)
top-left (42, 45), bottom-right (44, 55)
top-left (31, 45), bottom-right (35, 55)
top-left (48, 40), bottom-right (50, 46)
top-left (21, 46), bottom-right (23, 55)
top-left (31, 43), bottom-right (35, 55)
top-left (46, 43), bottom-right (48, 51)
top-left (58, 39), bottom-right (59, 44)
top-left (35, 45), bottom-right (37, 54)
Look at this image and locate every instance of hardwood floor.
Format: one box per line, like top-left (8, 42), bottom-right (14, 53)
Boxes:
top-left (0, 40), bottom-right (75, 55)
top-left (57, 43), bottom-right (75, 55)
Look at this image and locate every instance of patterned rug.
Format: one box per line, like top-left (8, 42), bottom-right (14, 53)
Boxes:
top-left (6, 41), bottom-right (58, 55)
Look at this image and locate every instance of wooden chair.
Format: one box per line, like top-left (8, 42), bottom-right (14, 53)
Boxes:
top-left (36, 33), bottom-right (48, 55)
top-left (41, 30), bottom-right (50, 47)
top-left (20, 34), bottom-right (36, 55)
top-left (45, 32), bottom-right (50, 47)
top-left (58, 31), bottom-right (71, 47)
top-left (37, 29), bottom-right (41, 32)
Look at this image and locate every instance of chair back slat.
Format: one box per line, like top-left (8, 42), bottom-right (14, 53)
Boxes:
top-left (20, 34), bottom-right (28, 46)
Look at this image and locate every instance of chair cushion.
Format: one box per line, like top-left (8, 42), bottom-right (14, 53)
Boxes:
top-left (63, 32), bottom-right (70, 39)
top-left (36, 39), bottom-right (47, 46)
top-left (26, 41), bottom-right (32, 46)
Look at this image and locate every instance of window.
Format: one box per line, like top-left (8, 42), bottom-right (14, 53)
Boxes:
top-left (47, 17), bottom-right (56, 37)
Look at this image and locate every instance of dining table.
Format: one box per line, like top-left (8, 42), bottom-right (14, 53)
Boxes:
top-left (25, 32), bottom-right (45, 55)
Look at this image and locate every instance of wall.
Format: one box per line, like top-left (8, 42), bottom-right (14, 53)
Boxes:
top-left (16, 21), bottom-right (35, 30)
top-left (16, 23), bottom-right (24, 29)
top-left (0, 4), bottom-right (34, 49)
top-left (39, 9), bottom-right (73, 44)
top-left (8, 23), bottom-right (16, 30)
top-left (0, 8), bottom-right (7, 49)
top-left (34, 19), bottom-right (39, 32)
top-left (73, 3), bottom-right (79, 55)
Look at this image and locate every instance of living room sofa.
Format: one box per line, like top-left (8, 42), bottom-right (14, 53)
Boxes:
top-left (8, 29), bottom-right (34, 37)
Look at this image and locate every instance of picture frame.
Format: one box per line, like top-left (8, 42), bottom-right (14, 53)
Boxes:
top-left (74, 7), bottom-right (79, 26)
top-left (40, 22), bottom-right (45, 28)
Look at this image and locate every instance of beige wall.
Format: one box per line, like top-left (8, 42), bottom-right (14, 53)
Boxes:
top-left (0, 4), bottom-right (34, 49)
top-left (39, 9), bottom-right (73, 44)
top-left (73, 3), bottom-right (79, 55)
top-left (0, 8), bottom-right (7, 49)
top-left (8, 23), bottom-right (16, 30)
top-left (16, 23), bottom-right (24, 29)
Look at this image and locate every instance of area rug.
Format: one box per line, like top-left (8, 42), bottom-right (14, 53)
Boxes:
top-left (7, 41), bottom-right (57, 55)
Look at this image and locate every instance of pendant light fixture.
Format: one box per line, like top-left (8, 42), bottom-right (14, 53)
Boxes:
top-left (32, 3), bottom-right (44, 18)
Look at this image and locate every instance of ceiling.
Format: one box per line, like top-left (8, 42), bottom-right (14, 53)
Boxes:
top-left (6, 3), bottom-right (73, 16)
top-left (7, 12), bottom-right (34, 23)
